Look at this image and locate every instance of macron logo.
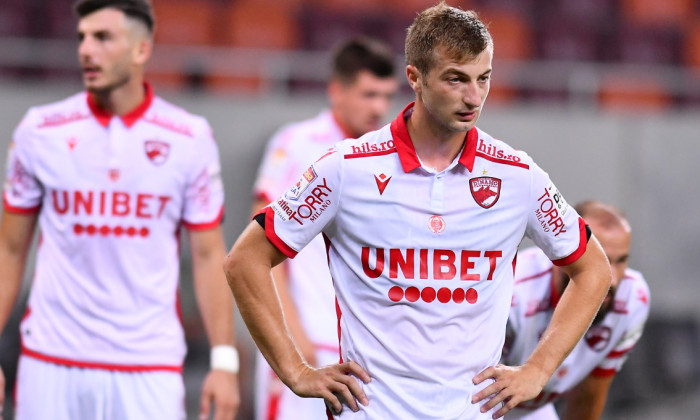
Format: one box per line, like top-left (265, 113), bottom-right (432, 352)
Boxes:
top-left (374, 173), bottom-right (391, 195)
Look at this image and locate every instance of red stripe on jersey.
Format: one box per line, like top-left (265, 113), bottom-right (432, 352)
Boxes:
top-left (515, 267), bottom-right (553, 284)
top-left (183, 205), bottom-right (224, 231)
top-left (3, 194), bottom-right (41, 215)
top-left (21, 345), bottom-right (183, 373)
top-left (335, 297), bottom-right (343, 363)
top-left (607, 346), bottom-right (634, 359)
top-left (591, 367), bottom-right (617, 377)
top-left (265, 373), bottom-right (282, 420)
top-left (552, 218), bottom-right (588, 267)
top-left (263, 207), bottom-right (298, 258)
top-left (344, 148), bottom-right (397, 159)
top-left (474, 151), bottom-right (530, 169)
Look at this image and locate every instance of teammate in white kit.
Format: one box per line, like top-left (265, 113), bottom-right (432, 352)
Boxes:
top-left (251, 37), bottom-right (398, 420)
top-left (503, 201), bottom-right (650, 420)
top-left (0, 1), bottom-right (239, 419)
top-left (224, 4), bottom-right (611, 419)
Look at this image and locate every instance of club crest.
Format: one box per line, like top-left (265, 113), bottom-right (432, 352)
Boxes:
top-left (144, 140), bottom-right (170, 165)
top-left (470, 177), bottom-right (501, 209)
top-left (585, 325), bottom-right (612, 351)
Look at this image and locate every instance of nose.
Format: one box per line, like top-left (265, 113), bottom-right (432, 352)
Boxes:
top-left (463, 81), bottom-right (483, 109)
top-left (78, 36), bottom-right (94, 61)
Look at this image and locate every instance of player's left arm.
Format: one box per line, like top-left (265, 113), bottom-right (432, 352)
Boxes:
top-left (562, 373), bottom-right (615, 420)
top-left (473, 235), bottom-right (612, 418)
top-left (190, 225), bottom-right (240, 420)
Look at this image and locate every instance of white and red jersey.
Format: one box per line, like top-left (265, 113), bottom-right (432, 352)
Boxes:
top-left (3, 84), bottom-right (224, 371)
top-left (258, 103), bottom-right (588, 419)
top-left (502, 247), bottom-right (650, 419)
top-left (253, 109), bottom-right (348, 353)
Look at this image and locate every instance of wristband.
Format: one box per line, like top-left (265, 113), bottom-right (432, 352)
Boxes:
top-left (210, 345), bottom-right (239, 373)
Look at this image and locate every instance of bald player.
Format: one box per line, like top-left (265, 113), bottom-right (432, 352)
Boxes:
top-left (503, 201), bottom-right (650, 419)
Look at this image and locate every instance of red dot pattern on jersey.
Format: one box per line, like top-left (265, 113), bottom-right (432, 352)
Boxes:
top-left (405, 287), bottom-right (420, 302)
top-left (437, 287), bottom-right (451, 303)
top-left (466, 288), bottom-right (478, 304)
top-left (73, 224), bottom-right (150, 238)
top-left (386, 286), bottom-right (479, 304)
top-left (388, 286), bottom-right (404, 302)
top-left (421, 287), bottom-right (436, 303)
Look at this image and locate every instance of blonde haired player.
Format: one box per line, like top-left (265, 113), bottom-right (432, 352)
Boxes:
top-left (225, 3), bottom-right (611, 419)
top-left (503, 201), bottom-right (650, 419)
top-left (0, 1), bottom-right (238, 419)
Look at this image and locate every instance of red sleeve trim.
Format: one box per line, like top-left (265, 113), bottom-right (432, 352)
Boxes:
top-left (552, 218), bottom-right (588, 267)
top-left (591, 367), bottom-right (617, 377)
top-left (263, 206), bottom-right (298, 259)
top-left (3, 194), bottom-right (41, 215)
top-left (183, 206), bottom-right (224, 231)
top-left (607, 346), bottom-right (634, 359)
top-left (21, 345), bottom-right (182, 373)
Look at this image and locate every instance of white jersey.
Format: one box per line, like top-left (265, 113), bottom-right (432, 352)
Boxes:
top-left (252, 110), bottom-right (347, 420)
top-left (3, 84), bottom-right (224, 371)
top-left (259, 103), bottom-right (588, 419)
top-left (503, 247), bottom-right (650, 419)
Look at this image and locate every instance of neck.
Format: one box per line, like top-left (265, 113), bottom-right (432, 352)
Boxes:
top-left (89, 76), bottom-right (145, 116)
top-left (407, 99), bottom-right (466, 172)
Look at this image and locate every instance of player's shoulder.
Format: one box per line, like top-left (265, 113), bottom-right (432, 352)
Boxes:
top-left (619, 267), bottom-right (651, 308)
top-left (18, 91), bottom-right (90, 132)
top-left (145, 95), bottom-right (212, 140)
top-left (336, 123), bottom-right (395, 159)
top-left (271, 110), bottom-right (345, 149)
top-left (474, 127), bottom-right (533, 169)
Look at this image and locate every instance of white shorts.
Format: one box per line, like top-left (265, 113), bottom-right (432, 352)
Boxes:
top-left (15, 355), bottom-right (186, 420)
top-left (255, 347), bottom-right (340, 420)
top-left (507, 403), bottom-right (559, 420)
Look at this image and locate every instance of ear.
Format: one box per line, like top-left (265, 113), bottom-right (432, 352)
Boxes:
top-left (406, 65), bottom-right (422, 95)
top-left (327, 79), bottom-right (343, 108)
top-left (133, 38), bottom-right (152, 66)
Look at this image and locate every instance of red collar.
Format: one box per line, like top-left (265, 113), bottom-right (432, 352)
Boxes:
top-left (87, 83), bottom-right (154, 128)
top-left (389, 102), bottom-right (478, 173)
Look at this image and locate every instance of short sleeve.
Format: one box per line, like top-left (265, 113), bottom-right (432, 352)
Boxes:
top-left (525, 161), bottom-right (587, 266)
top-left (258, 148), bottom-right (342, 258)
top-left (3, 110), bottom-right (43, 214)
top-left (253, 127), bottom-right (300, 204)
top-left (592, 276), bottom-right (651, 377)
top-left (182, 120), bottom-right (224, 230)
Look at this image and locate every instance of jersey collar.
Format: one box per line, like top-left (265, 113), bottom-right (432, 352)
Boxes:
top-left (87, 82), bottom-right (154, 128)
top-left (390, 102), bottom-right (478, 173)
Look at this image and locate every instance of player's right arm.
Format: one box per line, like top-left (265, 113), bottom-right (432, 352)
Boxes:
top-left (250, 197), bottom-right (317, 366)
top-left (0, 209), bottom-right (38, 411)
top-left (223, 221), bottom-right (369, 414)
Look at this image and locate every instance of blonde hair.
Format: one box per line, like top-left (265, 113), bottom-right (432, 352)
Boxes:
top-left (405, 2), bottom-right (492, 75)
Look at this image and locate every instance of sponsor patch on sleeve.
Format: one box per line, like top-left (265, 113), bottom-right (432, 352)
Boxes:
top-left (284, 166), bottom-right (317, 201)
top-left (546, 182), bottom-right (569, 215)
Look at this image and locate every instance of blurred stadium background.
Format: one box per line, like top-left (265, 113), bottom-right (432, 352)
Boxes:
top-left (1, 0), bottom-right (699, 419)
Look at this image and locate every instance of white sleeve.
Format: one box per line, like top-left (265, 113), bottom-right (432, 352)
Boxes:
top-left (182, 119), bottom-right (224, 230)
top-left (257, 148), bottom-right (341, 258)
top-left (3, 109), bottom-right (43, 213)
top-left (524, 160), bottom-right (587, 266)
